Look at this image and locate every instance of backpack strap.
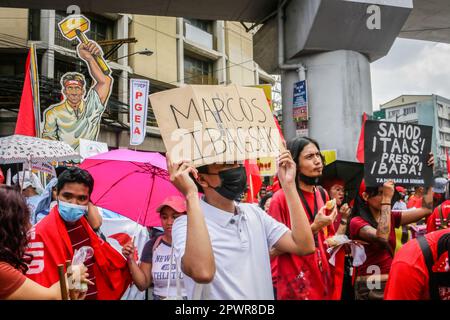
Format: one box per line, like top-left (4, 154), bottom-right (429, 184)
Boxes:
top-left (152, 235), bottom-right (163, 253)
top-left (438, 205), bottom-right (448, 230)
top-left (417, 236), bottom-right (440, 300)
top-left (317, 185), bottom-right (327, 204)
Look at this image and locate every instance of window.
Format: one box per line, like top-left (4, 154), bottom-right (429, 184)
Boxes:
top-left (388, 110), bottom-right (400, 118)
top-left (403, 106), bottom-right (416, 116)
top-left (439, 118), bottom-right (450, 129)
top-left (184, 18), bottom-right (213, 33)
top-left (184, 55), bottom-right (216, 85)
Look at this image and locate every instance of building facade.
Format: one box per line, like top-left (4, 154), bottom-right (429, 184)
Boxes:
top-left (380, 94), bottom-right (450, 174)
top-left (0, 8), bottom-right (274, 152)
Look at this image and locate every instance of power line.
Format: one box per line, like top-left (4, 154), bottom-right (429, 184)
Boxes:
top-left (0, 34), bottom-right (262, 88)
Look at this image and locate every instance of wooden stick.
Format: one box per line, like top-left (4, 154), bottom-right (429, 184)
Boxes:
top-left (57, 264), bottom-right (69, 300)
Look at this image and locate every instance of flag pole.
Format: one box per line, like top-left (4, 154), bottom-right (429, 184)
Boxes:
top-left (29, 43), bottom-right (41, 138)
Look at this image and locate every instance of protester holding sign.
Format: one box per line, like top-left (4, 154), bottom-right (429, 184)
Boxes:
top-left (349, 176), bottom-right (434, 300)
top-left (268, 137), bottom-right (339, 300)
top-left (169, 149), bottom-right (315, 299)
top-left (0, 186), bottom-right (91, 300)
top-left (122, 196), bottom-right (188, 300)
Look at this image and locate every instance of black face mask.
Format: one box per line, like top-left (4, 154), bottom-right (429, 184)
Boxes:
top-left (214, 166), bottom-right (247, 201)
top-left (298, 173), bottom-right (320, 186)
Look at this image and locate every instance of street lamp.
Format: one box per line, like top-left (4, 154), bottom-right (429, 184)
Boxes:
top-left (109, 49), bottom-right (154, 62)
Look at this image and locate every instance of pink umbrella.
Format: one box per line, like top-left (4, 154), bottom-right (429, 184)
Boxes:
top-left (80, 149), bottom-right (182, 227)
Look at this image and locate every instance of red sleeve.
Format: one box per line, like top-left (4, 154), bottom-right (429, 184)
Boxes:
top-left (384, 261), bottom-right (426, 300)
top-left (427, 209), bottom-right (438, 233)
top-left (0, 262), bottom-right (26, 299)
top-left (406, 197), bottom-right (414, 209)
top-left (349, 217), bottom-right (369, 239)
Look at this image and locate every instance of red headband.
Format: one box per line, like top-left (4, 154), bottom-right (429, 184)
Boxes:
top-left (64, 80), bottom-right (83, 87)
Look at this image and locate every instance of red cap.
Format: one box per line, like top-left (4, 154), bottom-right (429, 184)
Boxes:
top-left (156, 196), bottom-right (187, 214)
top-left (395, 186), bottom-right (406, 194)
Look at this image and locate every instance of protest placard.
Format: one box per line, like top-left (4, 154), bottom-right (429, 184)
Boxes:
top-left (149, 85), bottom-right (284, 167)
top-left (364, 120), bottom-right (433, 186)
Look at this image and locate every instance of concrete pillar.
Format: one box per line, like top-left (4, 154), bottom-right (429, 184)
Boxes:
top-left (253, 0), bottom-right (412, 161)
top-left (176, 18), bottom-right (184, 84)
top-left (282, 50), bottom-right (372, 161)
top-left (40, 10), bottom-right (55, 79)
top-left (214, 20), bottom-right (227, 85)
top-left (117, 14), bottom-right (129, 123)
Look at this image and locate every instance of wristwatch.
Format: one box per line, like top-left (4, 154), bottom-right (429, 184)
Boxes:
top-left (340, 219), bottom-right (348, 225)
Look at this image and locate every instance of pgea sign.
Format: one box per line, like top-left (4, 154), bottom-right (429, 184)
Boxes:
top-left (130, 79), bottom-right (150, 146)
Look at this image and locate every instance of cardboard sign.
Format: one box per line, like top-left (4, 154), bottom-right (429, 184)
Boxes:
top-left (253, 84), bottom-right (273, 111)
top-left (150, 85), bottom-right (284, 167)
top-left (129, 79), bottom-right (150, 146)
top-left (364, 120), bottom-right (433, 187)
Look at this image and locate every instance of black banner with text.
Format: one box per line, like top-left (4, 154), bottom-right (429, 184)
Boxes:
top-left (364, 120), bottom-right (433, 187)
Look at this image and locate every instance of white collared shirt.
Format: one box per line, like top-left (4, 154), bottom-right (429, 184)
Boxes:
top-left (172, 198), bottom-right (289, 300)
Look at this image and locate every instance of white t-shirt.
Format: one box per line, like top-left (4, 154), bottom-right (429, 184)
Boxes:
top-left (172, 198), bottom-right (289, 300)
top-left (142, 238), bottom-right (187, 297)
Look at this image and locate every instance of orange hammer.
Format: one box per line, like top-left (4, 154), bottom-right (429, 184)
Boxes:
top-left (58, 15), bottom-right (111, 75)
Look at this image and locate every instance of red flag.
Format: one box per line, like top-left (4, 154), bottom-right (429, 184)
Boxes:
top-left (356, 112), bottom-right (368, 163)
top-left (446, 148), bottom-right (450, 179)
top-left (273, 115), bottom-right (285, 144)
top-left (244, 160), bottom-right (262, 203)
top-left (15, 48), bottom-right (37, 136)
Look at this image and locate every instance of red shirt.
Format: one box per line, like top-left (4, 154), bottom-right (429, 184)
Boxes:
top-left (427, 200), bottom-right (450, 233)
top-left (349, 211), bottom-right (402, 276)
top-left (65, 220), bottom-right (98, 300)
top-left (268, 187), bottom-right (336, 300)
top-left (407, 195), bottom-right (422, 209)
top-left (0, 262), bottom-right (26, 299)
top-left (385, 229), bottom-right (450, 300)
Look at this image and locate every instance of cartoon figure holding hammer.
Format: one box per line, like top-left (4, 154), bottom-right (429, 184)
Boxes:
top-left (42, 15), bottom-right (113, 152)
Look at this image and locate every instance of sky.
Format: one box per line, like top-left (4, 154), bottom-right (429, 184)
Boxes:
top-left (371, 38), bottom-right (450, 111)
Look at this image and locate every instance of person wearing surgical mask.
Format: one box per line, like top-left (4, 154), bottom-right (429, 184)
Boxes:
top-left (12, 171), bottom-right (44, 224)
top-left (168, 152), bottom-right (315, 300)
top-left (25, 167), bottom-right (131, 300)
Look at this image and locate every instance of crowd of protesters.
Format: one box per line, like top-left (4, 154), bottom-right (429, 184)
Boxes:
top-left (1, 135), bottom-right (449, 301)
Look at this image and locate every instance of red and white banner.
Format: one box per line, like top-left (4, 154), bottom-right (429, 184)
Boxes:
top-left (100, 214), bottom-right (150, 300)
top-left (129, 79), bottom-right (150, 146)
